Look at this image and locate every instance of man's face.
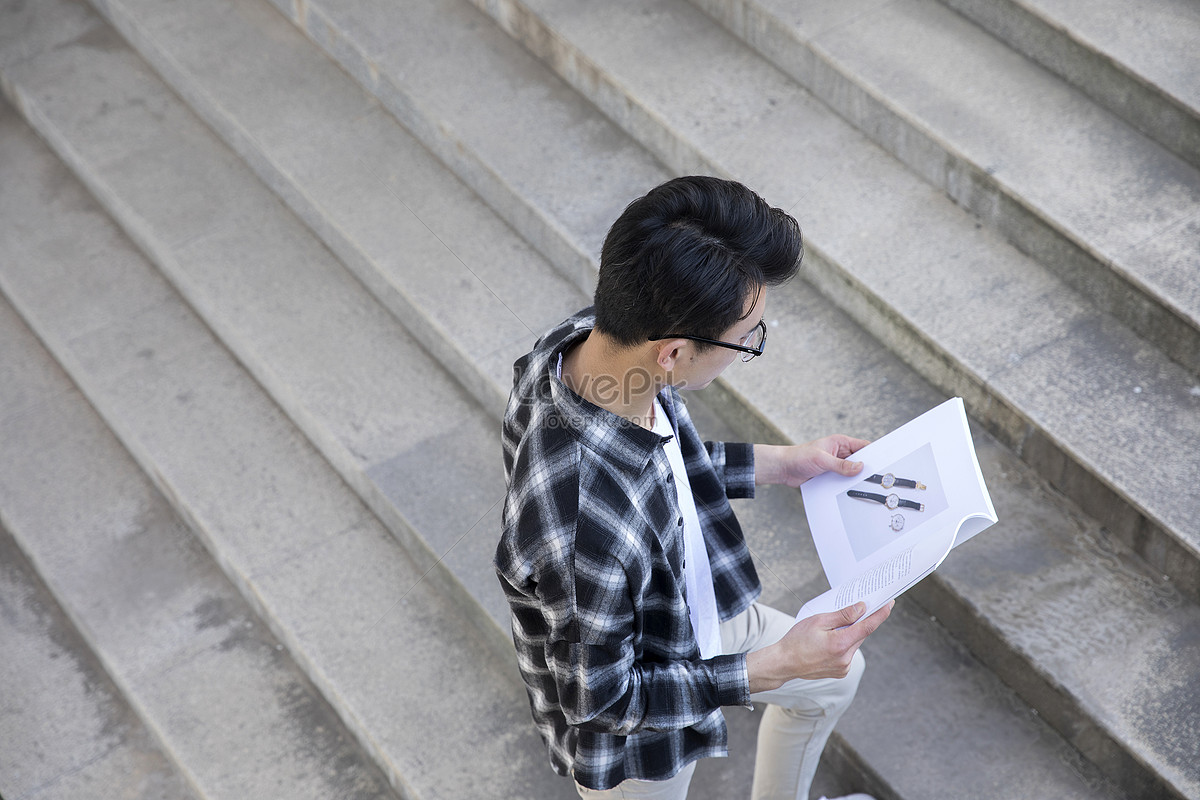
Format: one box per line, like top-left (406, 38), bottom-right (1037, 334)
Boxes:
top-left (674, 288), bottom-right (767, 391)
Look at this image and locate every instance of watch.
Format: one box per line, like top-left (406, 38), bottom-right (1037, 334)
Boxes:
top-left (867, 472), bottom-right (926, 491)
top-left (848, 489), bottom-right (925, 512)
top-left (890, 514), bottom-right (905, 532)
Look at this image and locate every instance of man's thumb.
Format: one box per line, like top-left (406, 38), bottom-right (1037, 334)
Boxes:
top-left (827, 453), bottom-right (864, 476)
top-left (837, 602), bottom-right (866, 626)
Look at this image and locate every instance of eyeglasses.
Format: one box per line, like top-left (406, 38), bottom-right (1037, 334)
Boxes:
top-left (649, 319), bottom-right (767, 362)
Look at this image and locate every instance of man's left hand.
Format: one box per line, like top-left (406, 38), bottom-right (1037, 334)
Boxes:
top-left (754, 436), bottom-right (870, 487)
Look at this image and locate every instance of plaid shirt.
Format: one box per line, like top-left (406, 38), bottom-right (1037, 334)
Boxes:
top-left (495, 308), bottom-right (762, 791)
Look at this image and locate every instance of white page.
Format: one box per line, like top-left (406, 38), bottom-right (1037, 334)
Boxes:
top-left (796, 526), bottom-right (951, 620)
top-left (798, 398), bottom-right (997, 617)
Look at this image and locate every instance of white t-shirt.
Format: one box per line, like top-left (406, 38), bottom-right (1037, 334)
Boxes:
top-left (653, 399), bottom-right (722, 659)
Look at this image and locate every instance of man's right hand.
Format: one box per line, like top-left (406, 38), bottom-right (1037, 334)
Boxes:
top-left (745, 600), bottom-right (893, 693)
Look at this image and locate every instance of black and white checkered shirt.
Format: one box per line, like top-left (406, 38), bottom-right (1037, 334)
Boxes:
top-left (495, 308), bottom-right (762, 791)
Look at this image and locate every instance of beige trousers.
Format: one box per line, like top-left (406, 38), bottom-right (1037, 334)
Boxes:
top-left (574, 602), bottom-right (865, 800)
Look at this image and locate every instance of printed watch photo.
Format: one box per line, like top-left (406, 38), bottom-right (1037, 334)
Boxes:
top-left (848, 490), bottom-right (925, 512)
top-left (866, 472), bottom-right (926, 491)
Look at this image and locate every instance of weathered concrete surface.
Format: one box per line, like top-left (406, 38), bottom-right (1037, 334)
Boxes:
top-left (692, 0), bottom-right (1200, 375)
top-left (942, 0), bottom-right (1200, 169)
top-left (89, 0), bottom-right (586, 420)
top-left (0, 83), bottom-right (568, 800)
top-left (0, 297), bottom-right (399, 800)
top-left (262, 0), bottom-right (671, 296)
top-left (0, 531), bottom-right (197, 800)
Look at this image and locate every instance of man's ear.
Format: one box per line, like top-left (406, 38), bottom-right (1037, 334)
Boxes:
top-left (655, 340), bottom-right (686, 371)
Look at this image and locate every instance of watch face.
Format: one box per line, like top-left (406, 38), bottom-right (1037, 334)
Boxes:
top-left (890, 514), bottom-right (905, 532)
top-left (885, 493), bottom-right (900, 510)
top-left (881, 472), bottom-right (896, 489)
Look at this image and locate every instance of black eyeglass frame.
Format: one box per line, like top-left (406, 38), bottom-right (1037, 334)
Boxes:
top-left (648, 319), bottom-right (767, 362)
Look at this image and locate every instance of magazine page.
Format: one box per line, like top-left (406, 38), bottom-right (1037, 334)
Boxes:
top-left (796, 397), bottom-right (997, 620)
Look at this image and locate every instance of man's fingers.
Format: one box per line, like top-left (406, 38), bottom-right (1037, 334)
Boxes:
top-left (843, 436), bottom-right (871, 455)
top-left (830, 436), bottom-right (871, 460)
top-left (819, 434), bottom-right (870, 459)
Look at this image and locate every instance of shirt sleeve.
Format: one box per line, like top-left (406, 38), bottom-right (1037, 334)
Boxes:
top-left (555, 525), bottom-right (752, 735)
top-left (558, 641), bottom-right (750, 736)
top-left (704, 441), bottom-right (756, 500)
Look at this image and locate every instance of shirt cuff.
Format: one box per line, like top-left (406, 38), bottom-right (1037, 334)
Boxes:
top-left (709, 652), bottom-right (752, 708)
top-left (721, 442), bottom-right (756, 500)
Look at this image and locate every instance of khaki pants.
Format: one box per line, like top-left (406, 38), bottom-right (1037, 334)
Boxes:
top-left (575, 603), bottom-right (865, 800)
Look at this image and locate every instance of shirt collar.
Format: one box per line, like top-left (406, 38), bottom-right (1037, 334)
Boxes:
top-left (545, 325), bottom-right (674, 473)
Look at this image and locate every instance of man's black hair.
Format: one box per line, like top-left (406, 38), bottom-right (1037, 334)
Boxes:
top-left (593, 175), bottom-right (803, 350)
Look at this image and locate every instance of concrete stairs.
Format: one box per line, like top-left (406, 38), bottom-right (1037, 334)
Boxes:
top-left (0, 299), bottom-right (400, 800)
top-left (0, 0), bottom-right (1196, 799)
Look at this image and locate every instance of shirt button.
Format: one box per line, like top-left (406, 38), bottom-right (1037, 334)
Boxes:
top-left (677, 517), bottom-right (684, 526)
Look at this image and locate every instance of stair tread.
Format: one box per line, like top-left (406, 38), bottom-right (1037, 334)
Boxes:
top-left (943, 0), bottom-right (1200, 165)
top-left (88, 0), bottom-right (590, 419)
top-left (0, 284), bottom-right (399, 800)
top-left (699, 0), bottom-right (1200, 371)
top-left (0, 93), bottom-right (565, 800)
top-left (274, 0), bottom-right (668, 290)
top-left (1017, 0), bottom-right (1200, 110)
top-left (0, 527), bottom-right (197, 800)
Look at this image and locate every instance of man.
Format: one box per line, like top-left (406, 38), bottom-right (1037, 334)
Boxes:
top-left (495, 176), bottom-right (892, 800)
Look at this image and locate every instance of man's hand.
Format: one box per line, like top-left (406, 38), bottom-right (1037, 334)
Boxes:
top-left (745, 601), bottom-right (893, 692)
top-left (754, 436), bottom-right (871, 487)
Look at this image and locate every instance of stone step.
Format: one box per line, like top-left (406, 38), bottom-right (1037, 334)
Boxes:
top-left (83, 0), bottom-right (591, 422)
top-left (940, 0), bottom-right (1200, 170)
top-left (0, 91), bottom-right (565, 800)
top-left (0, 525), bottom-right (197, 800)
top-left (0, 279), bottom-right (399, 800)
top-left (0, 0), bottom-right (518, 636)
top-left (0, 4), bottom-right (1140, 798)
top-left (257, 0), bottom-right (672, 300)
top-left (28, 0), bottom-right (1197, 796)
top-left (687, 0), bottom-right (1200, 378)
top-left (284, 0), bottom-right (1200, 604)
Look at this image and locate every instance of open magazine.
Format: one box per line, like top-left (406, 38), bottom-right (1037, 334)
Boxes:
top-left (796, 397), bottom-right (998, 621)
